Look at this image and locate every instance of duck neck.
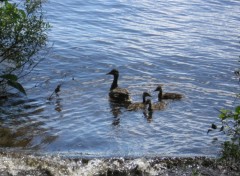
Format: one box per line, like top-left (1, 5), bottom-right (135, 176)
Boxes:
top-left (148, 101), bottom-right (152, 111)
top-left (143, 95), bottom-right (146, 103)
top-left (110, 74), bottom-right (118, 90)
top-left (158, 88), bottom-right (163, 101)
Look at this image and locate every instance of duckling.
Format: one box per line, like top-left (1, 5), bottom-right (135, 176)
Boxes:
top-left (154, 85), bottom-right (182, 101)
top-left (127, 92), bottom-right (151, 111)
top-left (107, 69), bottom-right (131, 103)
top-left (145, 99), bottom-right (166, 111)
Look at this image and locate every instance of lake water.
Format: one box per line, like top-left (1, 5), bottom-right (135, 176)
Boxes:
top-left (1, 0), bottom-right (240, 163)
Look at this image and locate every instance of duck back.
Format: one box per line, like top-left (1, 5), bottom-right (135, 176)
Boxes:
top-left (152, 101), bottom-right (167, 110)
top-left (109, 87), bottom-right (131, 103)
top-left (127, 102), bottom-right (146, 111)
top-left (146, 99), bottom-right (166, 111)
top-left (162, 92), bottom-right (182, 99)
top-left (127, 92), bottom-right (151, 111)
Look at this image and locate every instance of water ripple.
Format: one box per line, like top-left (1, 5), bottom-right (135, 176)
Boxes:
top-left (1, 0), bottom-right (240, 157)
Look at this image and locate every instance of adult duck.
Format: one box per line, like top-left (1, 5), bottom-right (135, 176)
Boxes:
top-left (154, 85), bottom-right (182, 101)
top-left (127, 92), bottom-right (151, 111)
top-left (107, 69), bottom-right (131, 103)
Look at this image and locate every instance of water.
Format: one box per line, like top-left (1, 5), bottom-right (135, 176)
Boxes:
top-left (1, 0), bottom-right (240, 162)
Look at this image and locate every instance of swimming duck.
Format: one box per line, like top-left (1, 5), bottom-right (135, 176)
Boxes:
top-left (127, 92), bottom-right (151, 111)
top-left (145, 99), bottom-right (166, 111)
top-left (154, 85), bottom-right (182, 101)
top-left (107, 69), bottom-right (131, 103)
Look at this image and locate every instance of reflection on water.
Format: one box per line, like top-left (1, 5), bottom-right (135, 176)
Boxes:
top-left (0, 95), bottom-right (58, 150)
top-left (0, 125), bottom-right (57, 149)
top-left (55, 98), bottom-right (62, 112)
top-left (109, 101), bottom-right (127, 127)
top-left (143, 110), bottom-right (153, 123)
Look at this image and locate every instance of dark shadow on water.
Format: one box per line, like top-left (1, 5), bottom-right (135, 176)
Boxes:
top-left (0, 124), bottom-right (58, 150)
top-left (143, 110), bottom-right (153, 123)
top-left (108, 99), bottom-right (130, 126)
top-left (0, 94), bottom-right (58, 150)
top-left (55, 97), bottom-right (62, 112)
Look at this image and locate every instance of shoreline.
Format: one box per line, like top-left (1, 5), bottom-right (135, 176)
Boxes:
top-left (0, 151), bottom-right (239, 176)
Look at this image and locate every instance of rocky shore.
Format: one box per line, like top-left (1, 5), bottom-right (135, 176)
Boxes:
top-left (0, 152), bottom-right (239, 176)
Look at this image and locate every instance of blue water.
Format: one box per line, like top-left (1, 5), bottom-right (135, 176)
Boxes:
top-left (1, 0), bottom-right (240, 158)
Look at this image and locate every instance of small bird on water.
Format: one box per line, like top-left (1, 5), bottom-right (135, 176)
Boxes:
top-left (55, 84), bottom-right (61, 95)
top-left (48, 84), bottom-right (61, 99)
top-left (154, 85), bottom-right (183, 101)
top-left (127, 92), bottom-right (151, 111)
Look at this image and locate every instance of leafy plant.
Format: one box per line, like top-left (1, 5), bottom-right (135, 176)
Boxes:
top-left (208, 70), bottom-right (240, 166)
top-left (221, 141), bottom-right (240, 163)
top-left (0, 0), bottom-right (50, 95)
top-left (0, 74), bottom-right (26, 95)
top-left (209, 106), bottom-right (240, 143)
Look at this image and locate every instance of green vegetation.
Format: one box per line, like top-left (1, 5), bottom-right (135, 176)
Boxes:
top-left (208, 70), bottom-right (240, 169)
top-left (0, 0), bottom-right (50, 95)
top-left (216, 106), bottom-right (240, 161)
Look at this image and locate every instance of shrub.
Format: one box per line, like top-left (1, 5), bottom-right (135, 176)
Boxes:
top-left (208, 70), bottom-right (240, 166)
top-left (0, 0), bottom-right (50, 95)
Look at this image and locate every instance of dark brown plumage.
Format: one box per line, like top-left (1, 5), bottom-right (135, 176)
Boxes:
top-left (127, 92), bottom-right (151, 111)
top-left (107, 69), bottom-right (131, 103)
top-left (154, 85), bottom-right (182, 101)
top-left (145, 99), bottom-right (166, 111)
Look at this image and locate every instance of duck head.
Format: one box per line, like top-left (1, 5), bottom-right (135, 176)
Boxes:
top-left (143, 92), bottom-right (151, 97)
top-left (154, 85), bottom-right (163, 92)
top-left (106, 69), bottom-right (119, 76)
top-left (154, 85), bottom-right (163, 101)
top-left (142, 92), bottom-right (151, 103)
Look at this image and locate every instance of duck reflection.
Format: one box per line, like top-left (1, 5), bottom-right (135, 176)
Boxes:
top-left (143, 109), bottom-right (153, 123)
top-left (109, 101), bottom-right (130, 126)
top-left (55, 97), bottom-right (62, 112)
top-left (0, 124), bottom-right (58, 150)
top-left (112, 117), bottom-right (120, 126)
